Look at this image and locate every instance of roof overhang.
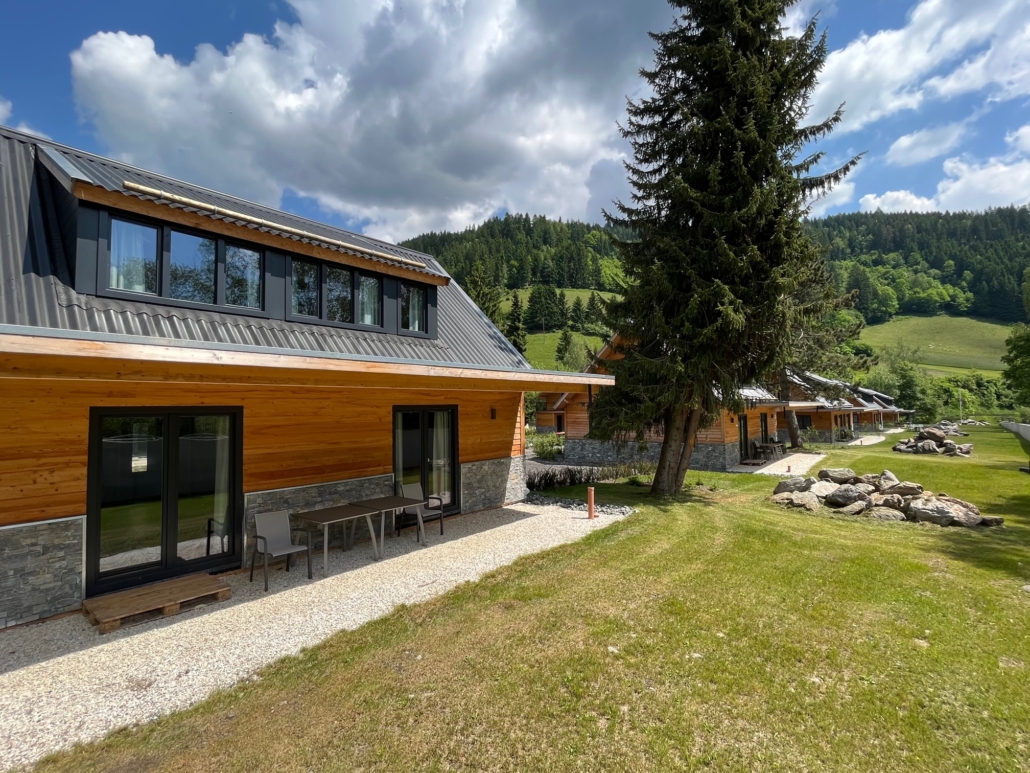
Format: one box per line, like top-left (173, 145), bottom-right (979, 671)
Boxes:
top-left (70, 180), bottom-right (450, 287)
top-left (0, 326), bottom-right (613, 393)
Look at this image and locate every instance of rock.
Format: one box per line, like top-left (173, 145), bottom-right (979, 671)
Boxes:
top-left (879, 470), bottom-right (900, 489)
top-left (858, 473), bottom-right (881, 487)
top-left (981, 515), bottom-right (1004, 527)
top-left (942, 440), bottom-right (957, 450)
top-left (893, 443), bottom-right (915, 454)
top-left (771, 492), bottom-right (795, 505)
top-left (818, 468), bottom-right (857, 484)
top-left (908, 497), bottom-right (955, 526)
top-left (853, 483), bottom-right (877, 495)
top-left (918, 427), bottom-right (947, 444)
top-left (870, 493), bottom-right (905, 511)
top-left (773, 477), bottom-right (808, 495)
top-left (917, 440), bottom-right (941, 454)
top-left (863, 506), bottom-right (907, 521)
top-left (949, 507), bottom-right (983, 528)
top-left (788, 491), bottom-right (821, 512)
top-left (836, 501), bottom-right (870, 515)
top-left (808, 480), bottom-right (840, 498)
top-left (958, 444), bottom-right (973, 455)
top-left (938, 495), bottom-right (981, 517)
top-left (825, 484), bottom-right (872, 508)
top-left (886, 481), bottom-right (924, 497)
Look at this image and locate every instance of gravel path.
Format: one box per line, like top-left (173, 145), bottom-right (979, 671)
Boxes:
top-left (848, 435), bottom-right (886, 446)
top-left (0, 503), bottom-right (628, 772)
top-left (728, 452), bottom-right (825, 477)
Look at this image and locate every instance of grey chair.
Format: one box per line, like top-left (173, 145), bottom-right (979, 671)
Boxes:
top-left (396, 482), bottom-right (444, 541)
top-left (206, 515), bottom-right (229, 555)
top-left (250, 510), bottom-right (312, 592)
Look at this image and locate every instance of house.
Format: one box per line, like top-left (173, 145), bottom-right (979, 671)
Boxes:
top-left (0, 125), bottom-right (612, 628)
top-left (774, 371), bottom-right (910, 442)
top-left (536, 338), bottom-right (784, 470)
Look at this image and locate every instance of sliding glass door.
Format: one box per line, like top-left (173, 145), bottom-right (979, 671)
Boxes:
top-left (393, 406), bottom-right (459, 513)
top-left (87, 407), bottom-right (243, 596)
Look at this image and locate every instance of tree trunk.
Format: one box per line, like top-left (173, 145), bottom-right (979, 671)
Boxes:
top-left (651, 400), bottom-right (691, 496)
top-left (777, 368), bottom-right (803, 449)
top-left (672, 407), bottom-right (704, 490)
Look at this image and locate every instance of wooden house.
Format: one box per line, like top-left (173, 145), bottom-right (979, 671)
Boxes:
top-left (773, 371), bottom-right (909, 442)
top-left (0, 126), bottom-right (611, 628)
top-left (536, 339), bottom-right (784, 470)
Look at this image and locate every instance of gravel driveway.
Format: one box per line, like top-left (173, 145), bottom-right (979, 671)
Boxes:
top-left (0, 502), bottom-right (628, 771)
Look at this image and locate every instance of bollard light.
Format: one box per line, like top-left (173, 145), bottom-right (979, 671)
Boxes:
top-left (588, 487), bottom-right (596, 519)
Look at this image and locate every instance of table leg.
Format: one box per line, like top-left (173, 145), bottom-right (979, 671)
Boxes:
top-left (379, 510), bottom-right (387, 558)
top-left (364, 514), bottom-right (379, 560)
top-left (323, 523), bottom-right (329, 577)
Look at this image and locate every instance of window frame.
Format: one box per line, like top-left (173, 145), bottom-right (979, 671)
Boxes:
top-left (398, 280), bottom-right (430, 337)
top-left (98, 210), bottom-right (271, 319)
top-left (285, 256), bottom-right (386, 332)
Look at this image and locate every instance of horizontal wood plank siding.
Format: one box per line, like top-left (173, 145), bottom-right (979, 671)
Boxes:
top-left (0, 377), bottom-right (522, 527)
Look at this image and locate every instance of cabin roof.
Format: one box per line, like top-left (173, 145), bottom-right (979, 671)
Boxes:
top-left (0, 125), bottom-right (556, 375)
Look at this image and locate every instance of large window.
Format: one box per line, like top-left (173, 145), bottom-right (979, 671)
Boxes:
top-left (358, 275), bottom-right (382, 326)
top-left (401, 283), bottom-right (426, 332)
top-left (292, 260), bottom-right (319, 317)
top-left (326, 266), bottom-right (354, 323)
top-left (110, 219), bottom-right (158, 294)
top-left (106, 218), bottom-right (263, 311)
top-left (288, 259), bottom-right (383, 329)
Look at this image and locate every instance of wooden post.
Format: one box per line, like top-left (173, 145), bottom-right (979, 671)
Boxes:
top-left (587, 487), bottom-right (596, 519)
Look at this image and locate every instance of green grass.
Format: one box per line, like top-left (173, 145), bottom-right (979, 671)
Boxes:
top-left (499, 287), bottom-right (618, 316)
top-left (100, 495), bottom-right (220, 557)
top-left (36, 424), bottom-right (1030, 772)
top-left (525, 331), bottom-right (605, 371)
top-left (860, 315), bottom-right (1013, 374)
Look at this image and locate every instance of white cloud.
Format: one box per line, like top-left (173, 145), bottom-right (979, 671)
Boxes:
top-left (809, 0), bottom-right (1030, 133)
top-left (885, 121), bottom-right (968, 166)
top-left (0, 97), bottom-right (10, 124)
top-left (70, 0), bottom-right (673, 241)
top-left (862, 123), bottom-right (1030, 213)
top-left (859, 190), bottom-right (937, 213)
top-left (808, 180), bottom-right (855, 217)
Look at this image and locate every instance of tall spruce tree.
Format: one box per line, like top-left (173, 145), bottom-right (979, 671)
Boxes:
top-left (555, 327), bottom-right (575, 367)
top-left (570, 296), bottom-right (587, 331)
top-left (592, 0), bottom-right (859, 495)
top-left (505, 291), bottom-right (528, 355)
top-left (464, 261), bottom-right (505, 326)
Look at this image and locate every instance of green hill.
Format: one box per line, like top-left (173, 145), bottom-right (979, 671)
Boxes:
top-left (500, 288), bottom-right (617, 317)
top-left (524, 332), bottom-right (605, 371)
top-left (859, 315), bottom-right (1012, 377)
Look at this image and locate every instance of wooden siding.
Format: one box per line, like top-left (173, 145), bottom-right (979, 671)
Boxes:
top-left (0, 377), bottom-right (523, 527)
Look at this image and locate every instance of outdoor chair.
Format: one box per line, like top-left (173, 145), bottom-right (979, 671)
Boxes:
top-left (396, 482), bottom-right (444, 541)
top-left (206, 515), bottom-right (229, 555)
top-left (249, 510), bottom-right (312, 592)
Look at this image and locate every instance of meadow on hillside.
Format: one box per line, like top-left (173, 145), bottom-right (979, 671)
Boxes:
top-left (859, 315), bottom-right (1011, 376)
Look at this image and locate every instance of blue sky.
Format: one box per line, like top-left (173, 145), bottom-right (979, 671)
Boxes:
top-left (1, 0), bottom-right (1028, 241)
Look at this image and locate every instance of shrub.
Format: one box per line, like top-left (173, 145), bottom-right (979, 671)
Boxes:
top-left (531, 432), bottom-right (564, 460)
top-left (526, 460), bottom-right (659, 492)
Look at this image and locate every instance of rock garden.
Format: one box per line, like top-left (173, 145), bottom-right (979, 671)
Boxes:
top-left (770, 467), bottom-right (1002, 528)
top-left (892, 424), bottom-right (974, 457)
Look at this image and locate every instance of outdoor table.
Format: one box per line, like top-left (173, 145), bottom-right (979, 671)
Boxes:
top-left (292, 504), bottom-right (380, 576)
top-left (757, 442), bottom-right (786, 460)
top-left (352, 495), bottom-right (427, 558)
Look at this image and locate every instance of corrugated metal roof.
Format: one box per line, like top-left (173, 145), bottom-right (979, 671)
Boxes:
top-left (0, 126), bottom-right (532, 372)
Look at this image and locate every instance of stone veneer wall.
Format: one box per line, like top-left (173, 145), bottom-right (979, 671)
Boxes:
top-left (460, 455), bottom-right (528, 513)
top-left (0, 517), bottom-right (84, 629)
top-left (563, 438), bottom-right (741, 472)
top-left (244, 474), bottom-right (394, 554)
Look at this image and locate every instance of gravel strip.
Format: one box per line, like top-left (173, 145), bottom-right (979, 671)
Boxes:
top-left (0, 502), bottom-right (628, 771)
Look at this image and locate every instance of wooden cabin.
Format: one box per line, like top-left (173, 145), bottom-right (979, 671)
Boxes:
top-left (537, 340), bottom-right (784, 470)
top-left (0, 125), bottom-right (611, 628)
top-left (774, 371), bottom-right (909, 442)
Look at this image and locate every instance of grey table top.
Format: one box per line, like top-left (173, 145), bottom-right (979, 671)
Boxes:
top-left (292, 504), bottom-right (380, 526)
top-left (352, 496), bottom-right (425, 511)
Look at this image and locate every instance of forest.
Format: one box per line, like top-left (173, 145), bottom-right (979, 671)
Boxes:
top-left (402, 206), bottom-right (1030, 325)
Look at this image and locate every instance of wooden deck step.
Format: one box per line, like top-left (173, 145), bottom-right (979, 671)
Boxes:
top-left (82, 574), bottom-right (231, 634)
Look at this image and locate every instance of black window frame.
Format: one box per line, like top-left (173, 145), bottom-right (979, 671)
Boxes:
top-left (392, 404), bottom-right (461, 516)
top-left (285, 256), bottom-right (386, 332)
top-left (85, 405), bottom-right (245, 597)
top-left (98, 210), bottom-right (271, 319)
top-left (398, 280), bottom-right (431, 338)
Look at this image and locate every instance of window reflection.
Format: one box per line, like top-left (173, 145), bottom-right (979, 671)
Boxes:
top-left (226, 246), bottom-right (262, 308)
top-left (327, 267), bottom-right (353, 323)
top-left (401, 283), bottom-right (426, 332)
top-left (169, 231), bottom-right (217, 303)
top-left (292, 260), bottom-right (319, 316)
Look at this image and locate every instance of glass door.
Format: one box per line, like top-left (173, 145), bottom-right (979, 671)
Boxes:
top-left (87, 407), bottom-right (242, 596)
top-left (393, 406), bottom-right (459, 513)
top-left (738, 414), bottom-right (749, 460)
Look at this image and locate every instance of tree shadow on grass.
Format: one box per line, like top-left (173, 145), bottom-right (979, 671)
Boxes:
top-left (930, 492), bottom-right (1030, 578)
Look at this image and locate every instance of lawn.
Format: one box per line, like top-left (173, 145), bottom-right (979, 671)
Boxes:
top-left (860, 315), bottom-right (1012, 375)
top-left (525, 331), bottom-right (605, 370)
top-left (499, 287), bottom-right (618, 316)
top-left (37, 425), bottom-right (1030, 772)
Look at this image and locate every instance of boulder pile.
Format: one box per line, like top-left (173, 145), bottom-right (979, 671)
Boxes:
top-left (892, 425), bottom-right (973, 457)
top-left (957, 419), bottom-right (990, 427)
top-left (770, 467), bottom-right (1001, 528)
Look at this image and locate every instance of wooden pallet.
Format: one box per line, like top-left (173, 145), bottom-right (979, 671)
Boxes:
top-left (82, 574), bottom-right (231, 634)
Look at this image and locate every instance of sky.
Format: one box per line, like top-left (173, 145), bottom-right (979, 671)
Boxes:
top-left (1, 0), bottom-right (1029, 243)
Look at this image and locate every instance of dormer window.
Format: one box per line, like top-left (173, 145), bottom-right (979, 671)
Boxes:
top-left (109, 219), bottom-right (158, 295)
top-left (169, 231), bottom-right (216, 304)
top-left (225, 245), bottom-right (262, 309)
top-left (401, 283), bottom-right (426, 332)
top-left (358, 275), bottom-right (382, 326)
top-left (291, 260), bottom-right (319, 317)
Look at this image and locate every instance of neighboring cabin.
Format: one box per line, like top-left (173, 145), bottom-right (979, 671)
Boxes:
top-left (777, 371), bottom-right (911, 442)
top-left (0, 125), bottom-right (611, 628)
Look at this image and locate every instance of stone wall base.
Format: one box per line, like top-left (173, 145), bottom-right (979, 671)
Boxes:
top-left (562, 439), bottom-right (741, 472)
top-left (461, 455), bottom-right (527, 513)
top-left (0, 517), bottom-right (84, 629)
